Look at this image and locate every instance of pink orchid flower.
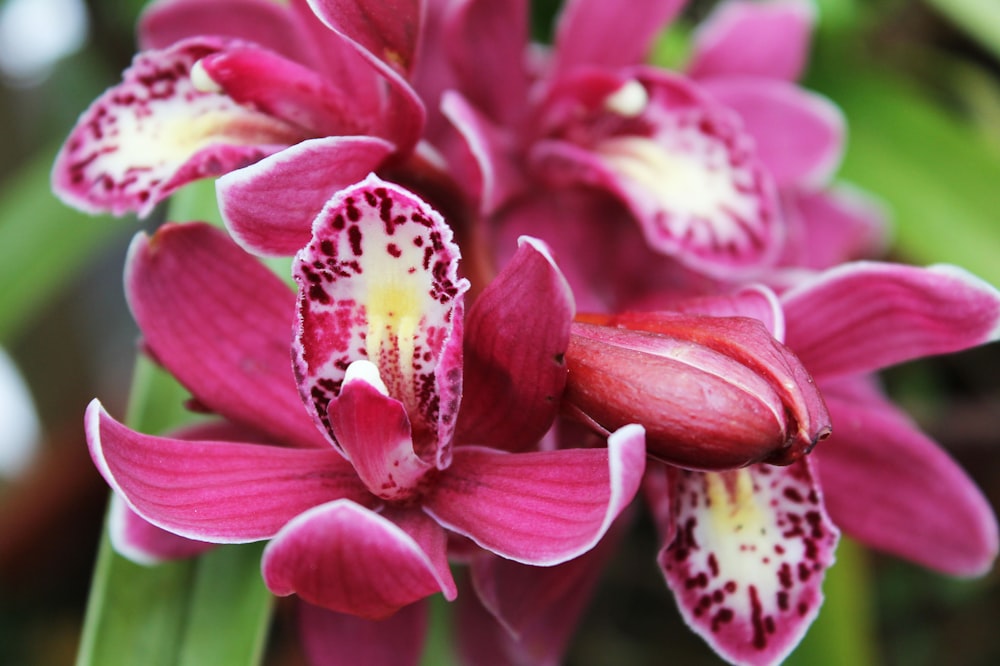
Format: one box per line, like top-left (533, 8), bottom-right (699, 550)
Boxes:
top-left (467, 266), bottom-right (1000, 666)
top-left (442, 0), bottom-right (858, 278)
top-left (86, 176), bottom-right (646, 664)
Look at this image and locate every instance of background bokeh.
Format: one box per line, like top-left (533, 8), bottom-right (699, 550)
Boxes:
top-left (1, 1), bottom-right (999, 664)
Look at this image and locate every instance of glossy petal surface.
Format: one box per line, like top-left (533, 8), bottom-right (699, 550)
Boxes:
top-left (126, 222), bottom-right (328, 448)
top-left (87, 401), bottom-right (372, 543)
top-left (293, 175), bottom-right (469, 465)
top-left (262, 500), bottom-right (456, 619)
top-left (53, 38), bottom-right (302, 217)
top-left (109, 494), bottom-right (215, 565)
top-left (219, 136), bottom-right (394, 256)
top-left (659, 462), bottom-right (838, 666)
top-left (424, 425), bottom-right (645, 565)
top-left (456, 237), bottom-right (574, 450)
top-left (782, 262), bottom-right (1000, 379)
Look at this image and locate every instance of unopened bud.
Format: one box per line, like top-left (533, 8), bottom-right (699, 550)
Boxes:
top-left (565, 313), bottom-right (831, 470)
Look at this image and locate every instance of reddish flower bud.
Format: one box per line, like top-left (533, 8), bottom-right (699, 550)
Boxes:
top-left (565, 313), bottom-right (831, 470)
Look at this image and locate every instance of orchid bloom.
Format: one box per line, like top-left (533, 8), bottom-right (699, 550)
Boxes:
top-left (51, 0), bottom-right (426, 230)
top-left (440, 0), bottom-right (857, 279)
top-left (86, 177), bottom-right (646, 664)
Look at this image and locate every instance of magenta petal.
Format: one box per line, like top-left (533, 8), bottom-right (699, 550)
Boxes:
top-left (816, 388), bottom-right (998, 576)
top-left (703, 78), bottom-right (844, 188)
top-left (552, 0), bottom-right (684, 76)
top-left (644, 285), bottom-right (787, 341)
top-left (87, 401), bottom-right (372, 543)
top-left (139, 0), bottom-right (307, 62)
top-left (298, 600), bottom-right (427, 666)
top-left (660, 462), bottom-right (838, 666)
top-left (440, 91), bottom-right (523, 215)
top-left (126, 222), bottom-right (328, 449)
top-left (327, 362), bottom-right (431, 500)
top-left (52, 38), bottom-right (302, 217)
top-left (782, 262), bottom-right (1000, 379)
top-left (293, 175), bottom-right (469, 465)
top-left (688, 0), bottom-right (816, 82)
top-left (109, 494), bottom-right (215, 564)
top-left (443, 0), bottom-right (529, 126)
top-left (306, 0), bottom-right (421, 76)
top-left (262, 500), bottom-right (456, 619)
top-left (219, 136), bottom-right (394, 256)
top-left (781, 186), bottom-right (890, 269)
top-left (456, 237), bottom-right (574, 451)
top-left (424, 425), bottom-right (646, 565)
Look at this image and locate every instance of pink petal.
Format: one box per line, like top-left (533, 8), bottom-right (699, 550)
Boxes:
top-left (467, 519), bottom-right (625, 665)
top-left (440, 91), bottom-right (523, 215)
top-left (298, 600), bottom-right (428, 666)
top-left (456, 237), bottom-right (574, 451)
top-left (780, 185), bottom-right (890, 269)
top-left (782, 262), bottom-right (1000, 380)
top-left (219, 136), bottom-right (394, 256)
top-left (327, 361), bottom-right (432, 500)
top-left (423, 425), bottom-right (646, 565)
top-left (688, 0), bottom-right (816, 82)
top-left (293, 175), bottom-right (470, 467)
top-left (658, 461), bottom-right (839, 666)
top-left (634, 285), bottom-right (786, 342)
top-left (531, 72), bottom-right (783, 277)
top-left (139, 0), bottom-right (312, 66)
top-left (109, 494), bottom-right (216, 565)
top-left (443, 0), bottom-right (530, 126)
top-left (816, 387), bottom-right (998, 576)
top-left (306, 0), bottom-right (421, 76)
top-left (197, 47), bottom-right (374, 136)
top-left (87, 401), bottom-right (373, 543)
top-left (552, 0), bottom-right (685, 76)
top-left (52, 38), bottom-right (303, 217)
top-left (262, 500), bottom-right (456, 619)
top-left (703, 78), bottom-right (844, 189)
top-left (305, 0), bottom-right (426, 154)
top-left (126, 222), bottom-right (328, 449)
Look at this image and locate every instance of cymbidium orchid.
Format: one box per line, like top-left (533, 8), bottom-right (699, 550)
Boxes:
top-left (85, 177), bottom-right (646, 663)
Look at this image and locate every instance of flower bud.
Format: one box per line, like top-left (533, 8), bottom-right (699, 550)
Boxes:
top-left (564, 313), bottom-right (830, 470)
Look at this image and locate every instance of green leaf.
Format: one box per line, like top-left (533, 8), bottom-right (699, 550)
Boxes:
top-left (924, 0), bottom-right (1000, 61)
top-left (0, 147), bottom-right (126, 345)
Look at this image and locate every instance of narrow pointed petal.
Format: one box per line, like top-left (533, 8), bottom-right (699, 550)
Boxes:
top-left (552, 0), bottom-right (684, 76)
top-left (87, 401), bottom-right (373, 543)
top-left (688, 0), bottom-right (816, 82)
top-left (423, 425), bottom-right (645, 566)
top-left (781, 186), bottom-right (890, 269)
top-left (456, 237), bottom-right (574, 451)
top-left (219, 136), bottom-right (394, 256)
top-left (782, 262), bottom-right (1000, 379)
top-left (327, 361), bottom-right (431, 500)
top-left (262, 500), bottom-right (456, 619)
top-left (293, 175), bottom-right (469, 466)
top-left (139, 0), bottom-right (311, 65)
top-left (109, 494), bottom-right (215, 565)
top-left (126, 222), bottom-right (328, 448)
top-left (197, 47), bottom-right (374, 136)
top-left (299, 600), bottom-right (428, 666)
top-left (659, 462), bottom-right (839, 666)
top-left (703, 78), bottom-right (844, 188)
top-left (53, 38), bottom-right (304, 217)
top-left (440, 91), bottom-right (524, 215)
top-left (443, 0), bottom-right (529, 126)
top-left (306, 0), bottom-right (422, 76)
top-left (816, 387), bottom-right (998, 576)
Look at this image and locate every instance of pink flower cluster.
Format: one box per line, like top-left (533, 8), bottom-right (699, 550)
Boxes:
top-left (54, 1), bottom-right (999, 665)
